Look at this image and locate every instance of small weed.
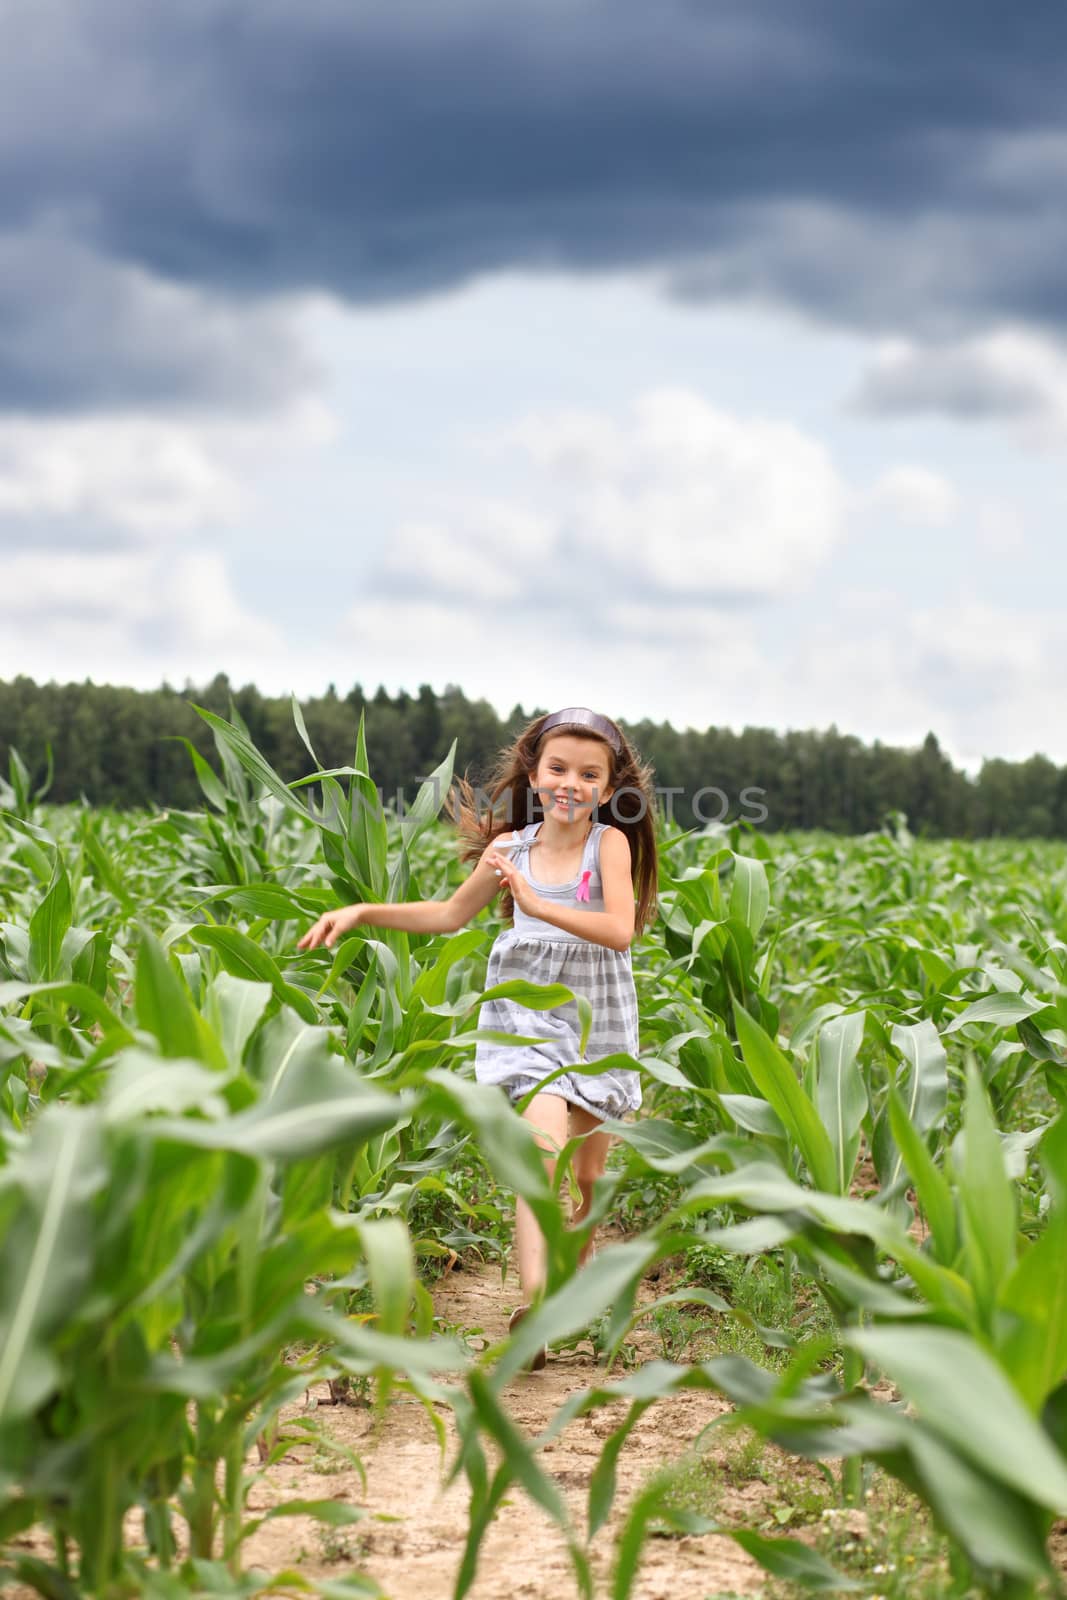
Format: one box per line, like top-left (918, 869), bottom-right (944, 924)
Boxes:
top-left (407, 1148), bottom-right (513, 1277)
top-left (767, 1480), bottom-right (963, 1600)
top-left (652, 1429), bottom-right (976, 1600)
top-left (651, 1302), bottom-right (704, 1362)
top-left (716, 1425), bottom-right (769, 1485)
top-left (612, 1164), bottom-right (683, 1233)
top-left (308, 1441), bottom-right (348, 1477)
top-left (315, 1524), bottom-right (368, 1565)
top-left (551, 1309), bottom-right (640, 1370)
top-left (433, 1317), bottom-right (492, 1356)
top-left (680, 1239), bottom-right (838, 1368)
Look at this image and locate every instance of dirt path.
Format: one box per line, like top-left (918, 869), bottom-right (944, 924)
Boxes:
top-left (3, 1259), bottom-right (778, 1599)
top-left (244, 1257), bottom-right (771, 1599)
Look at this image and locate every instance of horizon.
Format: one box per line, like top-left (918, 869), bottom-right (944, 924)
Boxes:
top-left (1, 669), bottom-right (1058, 780)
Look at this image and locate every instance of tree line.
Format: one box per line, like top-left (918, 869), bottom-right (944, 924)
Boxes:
top-left (0, 673), bottom-right (1064, 838)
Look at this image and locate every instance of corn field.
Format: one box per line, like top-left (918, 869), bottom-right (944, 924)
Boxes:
top-left (2, 702), bottom-right (1067, 1599)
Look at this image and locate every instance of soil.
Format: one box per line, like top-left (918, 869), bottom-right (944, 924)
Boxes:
top-left (2, 1257), bottom-right (832, 1599)
top-left (240, 1255), bottom-right (772, 1598)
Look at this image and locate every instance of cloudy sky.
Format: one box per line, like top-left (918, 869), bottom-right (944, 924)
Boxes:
top-left (2, 0), bottom-right (1064, 767)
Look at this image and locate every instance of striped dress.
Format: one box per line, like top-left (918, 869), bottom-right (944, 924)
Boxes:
top-left (473, 819), bottom-right (642, 1121)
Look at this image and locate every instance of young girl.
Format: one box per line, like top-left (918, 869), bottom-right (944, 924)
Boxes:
top-left (298, 706), bottom-right (659, 1367)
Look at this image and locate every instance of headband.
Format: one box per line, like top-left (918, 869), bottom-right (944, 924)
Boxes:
top-left (536, 706), bottom-right (622, 753)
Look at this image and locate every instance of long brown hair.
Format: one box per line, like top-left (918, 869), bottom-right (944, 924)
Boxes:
top-left (450, 710), bottom-right (659, 937)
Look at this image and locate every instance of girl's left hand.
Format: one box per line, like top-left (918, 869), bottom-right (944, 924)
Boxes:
top-left (488, 851), bottom-right (541, 916)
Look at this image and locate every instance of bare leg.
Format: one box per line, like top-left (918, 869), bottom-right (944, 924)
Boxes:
top-left (516, 1093), bottom-right (570, 1303)
top-left (568, 1106), bottom-right (613, 1265)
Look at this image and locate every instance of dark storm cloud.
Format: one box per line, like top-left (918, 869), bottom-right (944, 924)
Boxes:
top-left (3, 0), bottom-right (1067, 412)
top-left (0, 230), bottom-right (317, 412)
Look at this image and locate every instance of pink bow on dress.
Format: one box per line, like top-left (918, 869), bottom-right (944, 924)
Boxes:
top-left (575, 870), bottom-right (592, 903)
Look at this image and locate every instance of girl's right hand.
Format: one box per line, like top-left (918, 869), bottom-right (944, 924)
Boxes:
top-left (297, 904), bottom-right (364, 951)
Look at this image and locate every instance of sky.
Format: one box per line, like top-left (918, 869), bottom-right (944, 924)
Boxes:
top-left (1, 0), bottom-right (1065, 769)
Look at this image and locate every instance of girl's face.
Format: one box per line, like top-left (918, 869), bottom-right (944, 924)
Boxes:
top-left (530, 734), bottom-right (615, 822)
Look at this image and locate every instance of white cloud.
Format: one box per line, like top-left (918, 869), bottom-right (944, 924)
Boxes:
top-left (507, 409), bottom-right (627, 480)
top-left (0, 546), bottom-right (282, 686)
top-left (0, 399), bottom-right (337, 541)
top-left (770, 597), bottom-right (1067, 769)
top-left (0, 417), bottom-right (242, 535)
top-left (338, 384), bottom-right (1060, 765)
top-left (330, 577), bottom-right (1067, 771)
top-left (302, 542), bottom-right (1067, 782)
top-left (478, 386), bottom-right (847, 599)
top-left (862, 465), bottom-right (959, 527)
top-left (378, 505), bottom-right (552, 602)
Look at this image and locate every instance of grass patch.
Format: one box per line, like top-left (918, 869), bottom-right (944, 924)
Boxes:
top-left (646, 1425), bottom-right (977, 1599)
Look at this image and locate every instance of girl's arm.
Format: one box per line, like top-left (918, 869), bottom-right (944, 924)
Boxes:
top-left (487, 827), bottom-right (635, 953)
top-left (297, 833), bottom-right (516, 950)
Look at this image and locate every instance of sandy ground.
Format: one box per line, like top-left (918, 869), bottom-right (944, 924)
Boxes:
top-left (241, 1255), bottom-right (772, 1599)
top-left (4, 1256), bottom-right (826, 1599)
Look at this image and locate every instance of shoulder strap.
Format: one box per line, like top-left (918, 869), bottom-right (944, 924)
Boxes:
top-left (583, 820), bottom-right (606, 867)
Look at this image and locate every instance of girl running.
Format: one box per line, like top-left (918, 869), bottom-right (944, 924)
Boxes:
top-left (298, 706), bottom-right (659, 1365)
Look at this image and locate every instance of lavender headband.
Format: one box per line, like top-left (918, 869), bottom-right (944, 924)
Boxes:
top-left (537, 706), bottom-right (622, 753)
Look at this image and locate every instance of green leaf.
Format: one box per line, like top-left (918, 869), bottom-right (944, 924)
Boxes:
top-left (475, 979), bottom-right (578, 1010)
top-left (494, 1238), bottom-right (663, 1382)
top-left (28, 857), bottom-right (72, 983)
top-left (999, 1114), bottom-right (1067, 1407)
top-left (882, 1018), bottom-right (948, 1195)
top-left (409, 929), bottom-right (486, 1007)
top-left (944, 992), bottom-right (1044, 1034)
top-left (290, 693), bottom-right (320, 767)
top-left (719, 1093), bottom-right (787, 1139)
top-left (587, 1399), bottom-right (651, 1537)
top-left (165, 736), bottom-right (228, 810)
top-left (195, 883), bottom-right (318, 922)
top-left (729, 854), bottom-right (770, 938)
top-left (886, 1085), bottom-right (958, 1264)
top-left (0, 1108), bottom-right (106, 1423)
top-left (999, 1204), bottom-right (1067, 1410)
top-left (890, 1019), bottom-right (947, 1135)
top-left (733, 1004), bottom-right (837, 1192)
top-left (603, 1116), bottom-right (729, 1174)
top-left (388, 741), bottom-right (458, 899)
top-left (189, 925), bottom-right (317, 1024)
top-left (903, 1423), bottom-right (1053, 1581)
top-left (814, 1011), bottom-right (867, 1194)
top-left (728, 1529), bottom-right (861, 1590)
top-left (672, 1163), bottom-right (975, 1323)
top-left (202, 972), bottom-right (273, 1066)
top-left (191, 705), bottom-right (309, 819)
top-left (0, 979), bottom-right (131, 1046)
top-left (154, 1055), bottom-right (405, 1162)
top-left (346, 713), bottom-right (389, 896)
top-left (136, 930), bottom-right (218, 1063)
top-left (357, 1215), bottom-right (415, 1408)
top-left (956, 1060), bottom-right (1017, 1318)
top-left (103, 1049), bottom-right (229, 1122)
top-left (851, 1324), bottom-right (1067, 1512)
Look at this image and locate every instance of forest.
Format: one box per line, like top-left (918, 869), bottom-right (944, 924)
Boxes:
top-left (0, 672), bottom-right (1064, 836)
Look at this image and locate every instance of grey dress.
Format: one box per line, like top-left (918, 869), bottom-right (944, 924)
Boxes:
top-left (473, 820), bottom-right (642, 1121)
